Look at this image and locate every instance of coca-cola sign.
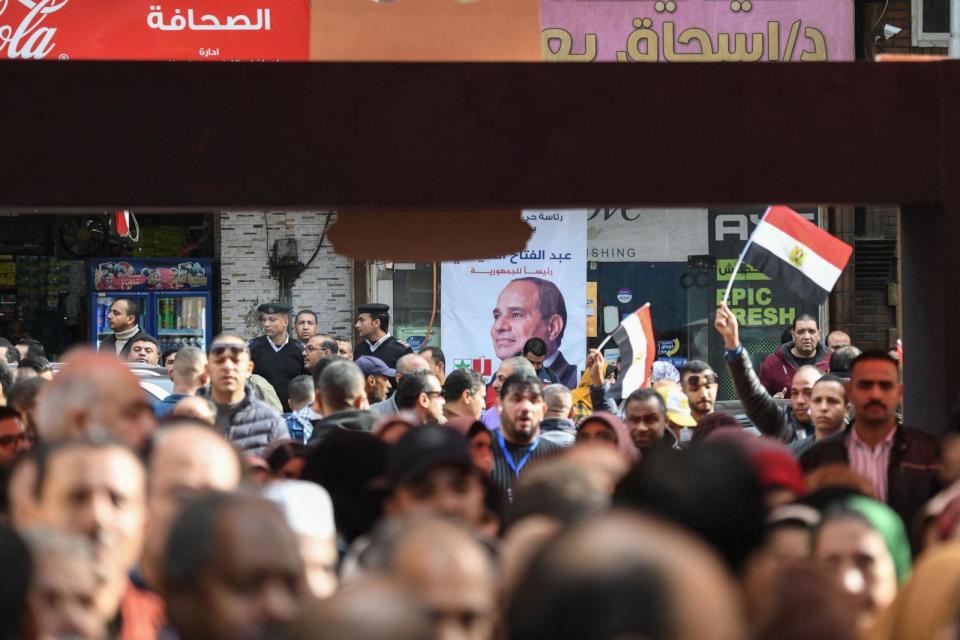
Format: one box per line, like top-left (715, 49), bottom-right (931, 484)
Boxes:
top-left (0, 0), bottom-right (308, 60)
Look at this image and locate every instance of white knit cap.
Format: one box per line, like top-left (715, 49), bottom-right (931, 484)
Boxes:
top-left (261, 480), bottom-right (336, 539)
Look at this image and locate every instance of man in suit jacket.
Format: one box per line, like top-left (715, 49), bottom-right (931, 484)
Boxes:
top-left (98, 298), bottom-right (155, 359)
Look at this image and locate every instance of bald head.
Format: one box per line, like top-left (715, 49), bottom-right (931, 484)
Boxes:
top-left (34, 348), bottom-right (155, 450)
top-left (790, 365), bottom-right (823, 424)
top-left (506, 511), bottom-right (743, 640)
top-left (298, 579), bottom-right (432, 640)
top-left (396, 354), bottom-right (429, 379)
top-left (171, 346), bottom-right (207, 390)
top-left (826, 330), bottom-right (851, 351)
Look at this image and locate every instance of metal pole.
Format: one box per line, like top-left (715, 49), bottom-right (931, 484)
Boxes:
top-left (951, 0), bottom-right (960, 57)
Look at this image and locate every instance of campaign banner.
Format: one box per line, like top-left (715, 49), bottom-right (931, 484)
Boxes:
top-left (441, 210), bottom-right (588, 389)
top-left (540, 0), bottom-right (854, 63)
top-left (0, 0), bottom-right (309, 61)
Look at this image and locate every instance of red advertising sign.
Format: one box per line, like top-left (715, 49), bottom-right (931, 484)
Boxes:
top-left (0, 0), bottom-right (309, 61)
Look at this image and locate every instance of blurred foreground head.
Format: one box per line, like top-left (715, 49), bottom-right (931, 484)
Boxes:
top-left (505, 511), bottom-right (743, 640)
top-left (296, 578), bottom-right (432, 640)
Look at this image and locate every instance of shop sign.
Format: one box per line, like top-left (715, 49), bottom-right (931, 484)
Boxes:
top-left (540, 0), bottom-right (854, 62)
top-left (93, 259), bottom-right (210, 291)
top-left (0, 0), bottom-right (308, 61)
top-left (588, 208), bottom-right (708, 263)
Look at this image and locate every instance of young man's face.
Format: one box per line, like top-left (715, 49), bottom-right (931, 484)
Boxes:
top-left (295, 314), bottom-right (317, 341)
top-left (207, 340), bottom-right (253, 396)
top-left (789, 368), bottom-right (821, 423)
top-left (849, 359), bottom-right (902, 427)
top-left (262, 313), bottom-right (289, 340)
top-left (354, 314), bottom-right (379, 341)
top-left (681, 370), bottom-right (717, 419)
top-left (623, 397), bottom-right (666, 449)
top-left (108, 301), bottom-right (136, 332)
top-left (499, 387), bottom-right (545, 444)
top-left (810, 380), bottom-right (847, 437)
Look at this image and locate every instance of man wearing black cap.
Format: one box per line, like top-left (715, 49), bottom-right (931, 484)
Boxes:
top-left (353, 303), bottom-right (412, 370)
top-left (248, 302), bottom-right (306, 411)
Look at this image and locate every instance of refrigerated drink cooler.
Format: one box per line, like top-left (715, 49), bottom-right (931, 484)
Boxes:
top-left (89, 258), bottom-right (214, 353)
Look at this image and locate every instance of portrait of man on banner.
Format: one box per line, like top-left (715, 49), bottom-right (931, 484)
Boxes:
top-left (489, 276), bottom-right (576, 387)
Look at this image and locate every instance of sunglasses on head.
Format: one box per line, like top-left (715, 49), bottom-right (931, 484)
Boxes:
top-left (210, 343), bottom-right (248, 358)
top-left (684, 374), bottom-right (718, 388)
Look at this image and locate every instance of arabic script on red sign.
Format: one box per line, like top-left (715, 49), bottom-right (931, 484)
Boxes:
top-left (0, 0), bottom-right (309, 61)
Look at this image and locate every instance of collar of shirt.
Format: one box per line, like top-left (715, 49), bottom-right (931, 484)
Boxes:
top-left (849, 423), bottom-right (896, 453)
top-left (543, 350), bottom-right (559, 368)
top-left (366, 334), bottom-right (391, 351)
top-left (114, 325), bottom-right (140, 340)
top-left (269, 334), bottom-right (289, 353)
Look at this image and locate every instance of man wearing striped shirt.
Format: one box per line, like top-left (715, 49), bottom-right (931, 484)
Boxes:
top-left (800, 351), bottom-right (940, 538)
top-left (490, 373), bottom-right (563, 500)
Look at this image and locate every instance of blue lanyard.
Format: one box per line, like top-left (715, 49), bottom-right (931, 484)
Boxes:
top-left (498, 430), bottom-right (539, 478)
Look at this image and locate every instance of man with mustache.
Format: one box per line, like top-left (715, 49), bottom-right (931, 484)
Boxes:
top-left (800, 351), bottom-right (940, 537)
top-left (758, 314), bottom-right (831, 396)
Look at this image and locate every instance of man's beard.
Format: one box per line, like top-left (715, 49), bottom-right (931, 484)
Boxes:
top-left (502, 415), bottom-right (537, 444)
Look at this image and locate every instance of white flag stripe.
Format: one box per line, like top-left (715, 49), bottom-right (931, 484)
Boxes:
top-left (620, 311), bottom-right (649, 397)
top-left (750, 221), bottom-right (843, 291)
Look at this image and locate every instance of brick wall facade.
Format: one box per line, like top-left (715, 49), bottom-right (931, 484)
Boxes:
top-left (218, 211), bottom-right (354, 339)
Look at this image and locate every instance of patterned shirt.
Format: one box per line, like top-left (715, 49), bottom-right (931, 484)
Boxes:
top-left (847, 425), bottom-right (896, 502)
top-left (491, 430), bottom-right (564, 501)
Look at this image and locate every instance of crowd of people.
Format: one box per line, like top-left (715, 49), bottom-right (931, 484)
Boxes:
top-left (0, 296), bottom-right (954, 640)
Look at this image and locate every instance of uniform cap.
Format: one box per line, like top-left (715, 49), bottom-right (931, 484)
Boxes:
top-left (357, 303), bottom-right (390, 314)
top-left (258, 302), bottom-right (293, 314)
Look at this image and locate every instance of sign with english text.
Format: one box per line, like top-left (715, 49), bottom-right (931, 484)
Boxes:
top-left (441, 210), bottom-right (588, 389)
top-left (0, 0), bottom-right (308, 61)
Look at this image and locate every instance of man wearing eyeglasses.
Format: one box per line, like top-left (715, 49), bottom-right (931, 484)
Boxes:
top-left (302, 336), bottom-right (339, 373)
top-left (678, 361), bottom-right (719, 425)
top-left (249, 303), bottom-right (307, 412)
top-left (205, 335), bottom-right (288, 456)
top-left (0, 407), bottom-right (30, 468)
top-left (758, 314), bottom-right (832, 396)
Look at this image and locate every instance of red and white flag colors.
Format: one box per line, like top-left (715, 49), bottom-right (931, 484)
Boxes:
top-left (608, 303), bottom-right (656, 400)
top-left (743, 206), bottom-right (853, 303)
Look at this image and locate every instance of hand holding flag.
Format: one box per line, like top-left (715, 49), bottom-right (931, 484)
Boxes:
top-left (596, 303), bottom-right (656, 399)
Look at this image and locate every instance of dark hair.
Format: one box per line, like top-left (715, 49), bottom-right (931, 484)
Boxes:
top-left (505, 460), bottom-right (607, 532)
top-left (320, 339), bottom-right (339, 353)
top-left (614, 443), bottom-right (766, 575)
top-left (131, 335), bottom-right (159, 350)
top-left (499, 373), bottom-right (543, 401)
top-left (0, 338), bottom-right (14, 364)
top-left (0, 406), bottom-right (21, 422)
top-left (311, 357), bottom-right (335, 388)
top-left (15, 338), bottom-right (44, 360)
top-left (513, 277), bottom-right (567, 343)
top-left (295, 309), bottom-right (318, 324)
top-left (830, 345), bottom-right (862, 377)
top-left (0, 361), bottom-right (12, 397)
top-left (265, 440), bottom-right (310, 474)
top-left (395, 370), bottom-right (434, 410)
top-left (6, 377), bottom-right (45, 412)
top-left (161, 345), bottom-right (181, 364)
top-left (0, 525), bottom-right (32, 640)
top-left (363, 311), bottom-right (389, 334)
top-left (678, 359), bottom-right (712, 379)
top-left (624, 387), bottom-right (666, 418)
top-left (466, 420), bottom-right (491, 442)
top-left (115, 298), bottom-right (141, 323)
top-left (442, 368), bottom-right (484, 403)
top-left (521, 337), bottom-right (548, 358)
top-left (813, 374), bottom-right (848, 400)
top-left (849, 349), bottom-right (901, 380)
top-left (421, 345), bottom-right (446, 367)
top-left (18, 356), bottom-right (51, 375)
top-left (793, 313), bottom-right (819, 331)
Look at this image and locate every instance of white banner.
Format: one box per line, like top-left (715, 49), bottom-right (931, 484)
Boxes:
top-left (441, 209), bottom-right (587, 388)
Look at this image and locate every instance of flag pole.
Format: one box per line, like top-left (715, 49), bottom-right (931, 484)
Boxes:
top-left (596, 332), bottom-right (615, 352)
top-left (722, 206), bottom-right (771, 305)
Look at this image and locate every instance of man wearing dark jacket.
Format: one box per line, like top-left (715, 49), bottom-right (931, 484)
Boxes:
top-left (205, 335), bottom-right (288, 456)
top-left (715, 302), bottom-right (816, 445)
top-left (249, 302), bottom-right (306, 412)
top-left (799, 350), bottom-right (940, 537)
top-left (758, 314), bottom-right (831, 395)
top-left (353, 303), bottom-right (412, 370)
top-left (309, 360), bottom-right (374, 444)
top-left (98, 298), bottom-right (155, 359)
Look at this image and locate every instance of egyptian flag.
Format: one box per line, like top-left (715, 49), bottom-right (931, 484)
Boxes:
top-left (609, 304), bottom-right (656, 400)
top-left (743, 206), bottom-right (853, 303)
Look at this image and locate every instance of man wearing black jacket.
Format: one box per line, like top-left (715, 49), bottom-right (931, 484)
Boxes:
top-left (98, 298), bottom-right (155, 359)
top-left (309, 360), bottom-right (374, 444)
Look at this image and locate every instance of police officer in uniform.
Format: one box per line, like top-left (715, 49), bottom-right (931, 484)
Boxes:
top-left (248, 302), bottom-right (306, 411)
top-left (353, 303), bottom-right (412, 370)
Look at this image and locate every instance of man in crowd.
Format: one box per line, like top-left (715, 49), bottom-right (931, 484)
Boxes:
top-left (491, 373), bottom-right (564, 499)
top-left (384, 426), bottom-right (485, 530)
top-left (490, 277), bottom-right (576, 387)
top-left (127, 339), bottom-right (158, 367)
top-left (791, 374), bottom-right (849, 456)
top-left (442, 368), bottom-right (486, 422)
top-left (622, 387), bottom-right (674, 451)
top-left (0, 407), bottom-right (29, 469)
top-left (420, 345), bottom-right (447, 385)
top-left (715, 301), bottom-right (816, 444)
top-left (679, 360), bottom-right (719, 424)
top-left (309, 360), bottom-right (374, 442)
top-left (303, 336), bottom-right (338, 373)
top-left (800, 351), bottom-right (940, 535)
top-left (357, 356), bottom-right (394, 405)
top-left (162, 492), bottom-right (309, 640)
top-left (156, 346), bottom-right (208, 418)
top-left (481, 356), bottom-right (537, 430)
top-left (0, 360), bottom-right (12, 407)
top-left (0, 337), bottom-right (15, 363)
top-left (394, 370), bottom-right (446, 424)
top-left (141, 423), bottom-right (243, 592)
top-left (830, 344), bottom-right (862, 381)
top-left (16, 339), bottom-right (45, 361)
top-left (369, 353), bottom-right (430, 417)
top-left (336, 337), bottom-right (354, 360)
top-left (284, 375), bottom-right (316, 442)
top-left (353, 303), bottom-right (412, 370)
top-left (35, 350), bottom-right (156, 452)
top-left (826, 330), bottom-right (852, 351)
top-left (6, 377), bottom-right (44, 441)
top-left (540, 384), bottom-right (575, 447)
top-left (162, 345), bottom-right (179, 373)
top-left (23, 438), bottom-right (156, 636)
top-left (98, 298), bottom-right (155, 359)
top-left (759, 314), bottom-right (832, 395)
top-left (249, 302), bottom-right (306, 412)
top-left (205, 335), bottom-right (288, 456)
top-left (521, 337), bottom-right (560, 386)
top-left (294, 309), bottom-right (319, 342)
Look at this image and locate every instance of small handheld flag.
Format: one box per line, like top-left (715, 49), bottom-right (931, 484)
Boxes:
top-left (597, 303), bottom-right (656, 400)
top-left (722, 206), bottom-right (853, 305)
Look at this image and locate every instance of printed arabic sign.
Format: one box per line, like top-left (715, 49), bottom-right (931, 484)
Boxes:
top-left (0, 0), bottom-right (308, 61)
top-left (93, 259), bottom-right (211, 291)
top-left (540, 0), bottom-right (854, 62)
top-left (441, 210), bottom-right (587, 389)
